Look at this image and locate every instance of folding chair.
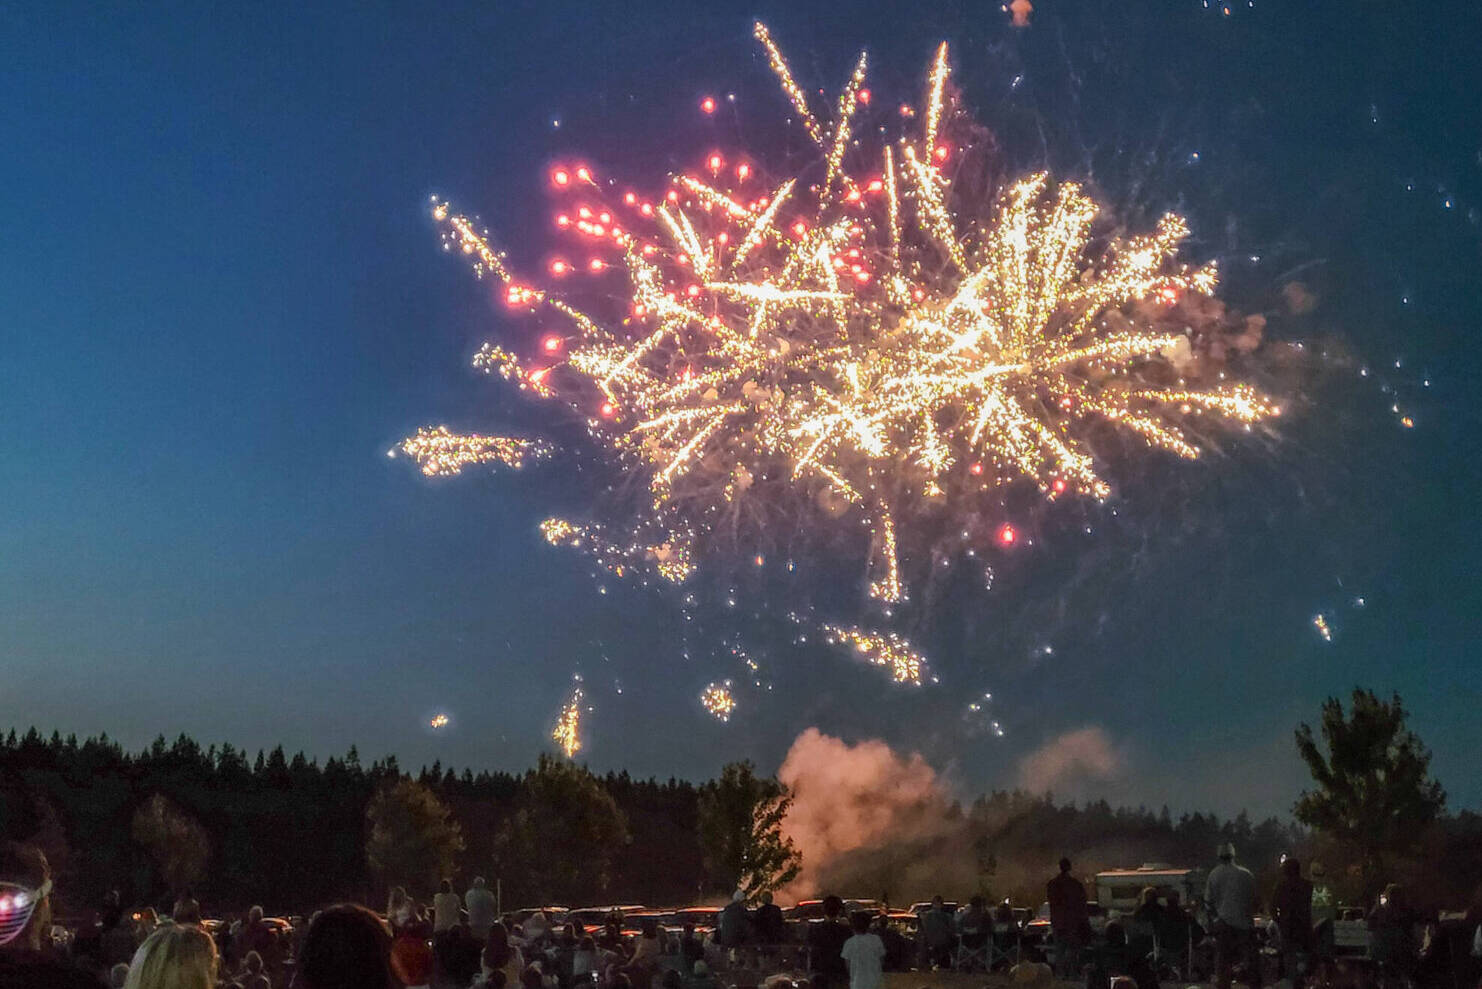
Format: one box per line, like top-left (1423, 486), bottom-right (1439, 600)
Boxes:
top-left (953, 931), bottom-right (990, 972)
top-left (987, 922), bottom-right (1020, 970)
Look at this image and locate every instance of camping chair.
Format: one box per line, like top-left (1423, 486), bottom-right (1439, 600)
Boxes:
top-left (954, 930), bottom-right (990, 973)
top-left (988, 922), bottom-right (1021, 970)
top-left (1125, 919), bottom-right (1159, 968)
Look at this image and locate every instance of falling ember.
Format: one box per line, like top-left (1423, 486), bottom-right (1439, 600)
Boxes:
top-left (552, 684), bottom-right (584, 758)
top-left (821, 624), bottom-right (928, 685)
top-left (700, 96), bottom-right (717, 114)
top-left (393, 426), bottom-right (550, 476)
top-left (701, 682), bottom-right (737, 721)
top-left (418, 23), bottom-right (1279, 605)
top-left (1312, 614), bottom-right (1332, 642)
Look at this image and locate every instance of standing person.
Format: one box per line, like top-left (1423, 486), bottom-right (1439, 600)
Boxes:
top-left (678, 924), bottom-right (704, 973)
top-left (807, 896), bottom-right (852, 989)
top-left (434, 879), bottom-right (463, 934)
top-left (718, 890), bottom-right (750, 949)
top-left (839, 912), bottom-right (886, 989)
top-left (919, 896), bottom-right (955, 970)
top-left (754, 892), bottom-right (786, 945)
top-left (1207, 843), bottom-right (1262, 989)
top-left (0, 840), bottom-right (104, 988)
top-left (122, 924), bottom-right (219, 989)
top-left (1271, 858), bottom-right (1314, 989)
top-left (102, 890), bottom-right (125, 933)
top-left (1367, 884), bottom-right (1414, 989)
top-left (1047, 858), bottom-right (1089, 978)
top-left (466, 878), bottom-right (497, 942)
top-left (388, 887), bottom-right (419, 936)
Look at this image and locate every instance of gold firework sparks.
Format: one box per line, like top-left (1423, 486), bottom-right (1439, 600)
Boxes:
top-left (1313, 613), bottom-right (1332, 642)
top-left (422, 24), bottom-right (1279, 603)
top-left (428, 713), bottom-right (451, 730)
top-left (540, 518), bottom-right (695, 584)
top-left (700, 682), bottom-right (737, 721)
top-left (392, 425), bottom-right (550, 476)
top-left (552, 684), bottom-right (584, 758)
top-left (821, 623), bottom-right (928, 685)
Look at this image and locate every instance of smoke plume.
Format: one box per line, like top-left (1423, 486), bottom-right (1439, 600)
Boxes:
top-left (776, 728), bottom-right (957, 900)
top-left (1015, 726), bottom-right (1125, 797)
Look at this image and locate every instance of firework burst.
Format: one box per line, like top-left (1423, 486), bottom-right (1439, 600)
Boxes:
top-left (392, 425), bottom-right (550, 476)
top-left (700, 681), bottom-right (737, 721)
top-left (552, 683), bottom-right (584, 758)
top-left (414, 24), bottom-right (1278, 604)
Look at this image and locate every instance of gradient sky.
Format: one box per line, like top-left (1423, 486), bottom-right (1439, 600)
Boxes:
top-left (3, 0), bottom-right (1479, 820)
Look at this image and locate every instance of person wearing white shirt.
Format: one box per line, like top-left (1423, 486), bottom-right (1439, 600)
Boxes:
top-left (433, 878), bottom-right (462, 933)
top-left (839, 913), bottom-right (886, 989)
top-left (466, 877), bottom-right (497, 940)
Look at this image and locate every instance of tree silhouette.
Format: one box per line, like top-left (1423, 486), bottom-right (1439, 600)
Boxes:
top-left (365, 778), bottom-right (465, 895)
top-left (1294, 688), bottom-right (1446, 890)
top-left (697, 761), bottom-right (800, 899)
top-left (132, 792), bottom-right (209, 895)
top-left (494, 756), bottom-right (629, 905)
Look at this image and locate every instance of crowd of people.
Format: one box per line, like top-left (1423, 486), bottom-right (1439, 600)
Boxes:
top-left (5, 836), bottom-right (1482, 989)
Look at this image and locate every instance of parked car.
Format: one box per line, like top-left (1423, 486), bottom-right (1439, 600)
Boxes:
top-left (512, 906), bottom-right (572, 927)
top-left (908, 901), bottom-right (959, 915)
top-left (674, 907), bottom-right (720, 932)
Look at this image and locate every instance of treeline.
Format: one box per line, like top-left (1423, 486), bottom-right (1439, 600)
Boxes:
top-left (2, 727), bottom-right (1478, 920)
top-left (0, 728), bottom-right (701, 916)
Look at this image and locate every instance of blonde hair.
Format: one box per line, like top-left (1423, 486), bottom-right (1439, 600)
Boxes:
top-left (123, 924), bottom-right (218, 989)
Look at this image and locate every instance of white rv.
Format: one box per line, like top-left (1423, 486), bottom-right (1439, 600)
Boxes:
top-left (1094, 864), bottom-right (1206, 914)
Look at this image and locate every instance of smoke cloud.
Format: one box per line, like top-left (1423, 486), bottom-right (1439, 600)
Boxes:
top-left (1015, 727), bottom-right (1125, 797)
top-left (773, 726), bottom-right (1131, 903)
top-left (776, 728), bottom-right (954, 899)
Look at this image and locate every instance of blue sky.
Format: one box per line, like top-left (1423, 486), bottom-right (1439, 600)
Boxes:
top-left (2, 0), bottom-right (1479, 818)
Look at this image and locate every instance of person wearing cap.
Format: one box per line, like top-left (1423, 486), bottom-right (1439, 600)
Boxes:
top-left (0, 840), bottom-right (105, 988)
top-left (1207, 842), bottom-right (1262, 989)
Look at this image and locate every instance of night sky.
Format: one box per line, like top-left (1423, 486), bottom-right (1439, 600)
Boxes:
top-left (3, 0), bottom-right (1479, 819)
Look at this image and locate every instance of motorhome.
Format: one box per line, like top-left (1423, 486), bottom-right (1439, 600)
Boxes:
top-left (1094, 863), bottom-right (1206, 913)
